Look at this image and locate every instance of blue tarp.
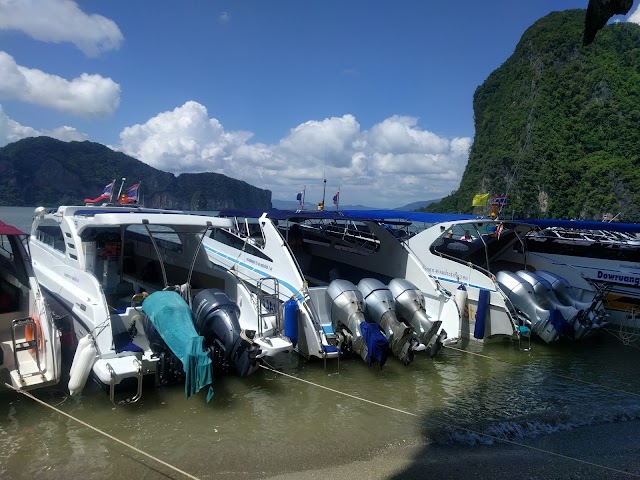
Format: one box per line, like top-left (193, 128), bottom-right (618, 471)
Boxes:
top-left (359, 322), bottom-right (389, 367)
top-left (142, 291), bottom-right (214, 401)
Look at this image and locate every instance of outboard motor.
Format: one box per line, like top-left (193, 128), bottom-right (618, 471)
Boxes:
top-left (326, 280), bottom-right (370, 362)
top-left (141, 304), bottom-right (186, 385)
top-left (357, 278), bottom-right (415, 365)
top-left (515, 271), bottom-right (586, 340)
top-left (388, 278), bottom-right (442, 355)
top-left (495, 271), bottom-right (559, 343)
top-left (192, 289), bottom-right (261, 377)
top-left (326, 279), bottom-right (389, 366)
top-left (534, 270), bottom-right (607, 329)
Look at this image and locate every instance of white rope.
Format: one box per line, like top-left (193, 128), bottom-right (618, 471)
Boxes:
top-left (259, 364), bottom-right (640, 478)
top-left (4, 384), bottom-right (201, 480)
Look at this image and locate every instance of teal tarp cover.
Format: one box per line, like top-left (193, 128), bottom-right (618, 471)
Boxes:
top-left (142, 291), bottom-right (214, 401)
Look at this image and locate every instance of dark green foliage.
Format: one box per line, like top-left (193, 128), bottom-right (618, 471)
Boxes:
top-left (0, 136), bottom-right (271, 210)
top-left (427, 10), bottom-right (640, 221)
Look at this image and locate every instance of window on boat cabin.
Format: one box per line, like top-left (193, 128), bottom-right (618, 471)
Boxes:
top-left (35, 220), bottom-right (66, 253)
top-left (210, 228), bottom-right (272, 262)
top-left (0, 234), bottom-right (29, 288)
top-left (124, 225), bottom-right (183, 254)
top-left (0, 234), bottom-right (15, 261)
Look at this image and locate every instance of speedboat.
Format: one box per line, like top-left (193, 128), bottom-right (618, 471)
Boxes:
top-left (396, 215), bottom-right (610, 343)
top-left (29, 205), bottom-right (293, 403)
top-left (1, 219), bottom-right (61, 391)
top-left (509, 218), bottom-right (640, 331)
top-left (203, 209), bottom-right (467, 363)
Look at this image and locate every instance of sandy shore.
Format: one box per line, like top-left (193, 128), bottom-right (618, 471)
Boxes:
top-left (265, 420), bottom-right (640, 480)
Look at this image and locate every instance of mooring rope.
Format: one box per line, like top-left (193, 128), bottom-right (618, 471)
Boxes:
top-left (259, 364), bottom-right (640, 478)
top-left (4, 384), bottom-right (200, 480)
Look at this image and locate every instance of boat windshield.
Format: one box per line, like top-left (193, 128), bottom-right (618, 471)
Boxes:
top-left (430, 221), bottom-right (526, 271)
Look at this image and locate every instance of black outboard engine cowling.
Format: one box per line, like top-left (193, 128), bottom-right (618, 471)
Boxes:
top-left (192, 289), bottom-right (261, 377)
top-left (357, 278), bottom-right (415, 365)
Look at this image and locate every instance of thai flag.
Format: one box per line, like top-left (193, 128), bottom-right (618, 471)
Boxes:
top-left (296, 191), bottom-right (303, 206)
top-left (126, 183), bottom-right (140, 201)
top-left (491, 195), bottom-right (507, 207)
top-left (84, 180), bottom-right (115, 204)
top-left (102, 181), bottom-right (114, 197)
top-left (333, 191), bottom-right (339, 206)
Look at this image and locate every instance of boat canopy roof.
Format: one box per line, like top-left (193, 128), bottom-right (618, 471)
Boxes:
top-left (0, 220), bottom-right (26, 236)
top-left (525, 218), bottom-right (640, 234)
top-left (218, 208), bottom-right (475, 225)
top-left (67, 211), bottom-right (232, 234)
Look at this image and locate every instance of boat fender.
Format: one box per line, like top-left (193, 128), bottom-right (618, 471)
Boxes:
top-left (68, 340), bottom-right (96, 396)
top-left (474, 288), bottom-right (490, 339)
top-left (69, 334), bottom-right (92, 380)
top-left (283, 298), bottom-right (298, 347)
top-left (454, 284), bottom-right (468, 323)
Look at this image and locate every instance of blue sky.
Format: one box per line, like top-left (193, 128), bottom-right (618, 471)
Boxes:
top-left (1, 1), bottom-right (639, 208)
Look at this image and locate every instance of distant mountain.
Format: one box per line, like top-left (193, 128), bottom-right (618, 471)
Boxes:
top-left (0, 136), bottom-right (271, 210)
top-left (395, 199), bottom-right (441, 211)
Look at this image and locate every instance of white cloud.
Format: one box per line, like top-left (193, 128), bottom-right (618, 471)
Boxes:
top-left (0, 51), bottom-right (120, 116)
top-left (0, 0), bottom-right (123, 57)
top-left (117, 101), bottom-right (471, 208)
top-left (628, 4), bottom-right (640, 24)
top-left (218, 11), bottom-right (230, 23)
top-left (0, 104), bottom-right (86, 146)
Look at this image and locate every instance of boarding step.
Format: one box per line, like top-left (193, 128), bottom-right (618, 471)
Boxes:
top-left (253, 335), bottom-right (292, 357)
top-left (93, 356), bottom-right (143, 405)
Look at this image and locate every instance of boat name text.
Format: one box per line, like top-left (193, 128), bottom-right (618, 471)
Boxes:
top-left (597, 270), bottom-right (640, 286)
top-left (64, 272), bottom-right (80, 283)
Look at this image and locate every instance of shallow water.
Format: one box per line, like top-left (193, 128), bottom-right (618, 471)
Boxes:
top-left (2, 206), bottom-right (640, 479)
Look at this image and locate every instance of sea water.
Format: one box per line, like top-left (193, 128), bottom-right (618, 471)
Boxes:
top-left (1, 206), bottom-right (639, 479)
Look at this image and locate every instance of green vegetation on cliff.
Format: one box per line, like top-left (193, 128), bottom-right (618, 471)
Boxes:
top-left (427, 10), bottom-right (640, 221)
top-left (0, 136), bottom-right (271, 209)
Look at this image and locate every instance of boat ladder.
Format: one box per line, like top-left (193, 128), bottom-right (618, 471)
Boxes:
top-left (10, 316), bottom-right (45, 384)
top-left (105, 358), bottom-right (143, 406)
top-left (256, 277), bottom-right (282, 341)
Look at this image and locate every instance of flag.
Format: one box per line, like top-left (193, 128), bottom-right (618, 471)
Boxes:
top-left (126, 183), bottom-right (140, 201)
top-left (333, 191), bottom-right (340, 206)
top-left (118, 183), bottom-right (140, 204)
top-left (472, 193), bottom-right (489, 207)
top-left (491, 195), bottom-right (507, 207)
top-left (296, 192), bottom-right (303, 206)
top-left (84, 180), bottom-right (115, 204)
top-left (495, 222), bottom-right (504, 240)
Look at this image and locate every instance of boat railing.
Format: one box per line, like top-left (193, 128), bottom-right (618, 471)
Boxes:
top-left (430, 246), bottom-right (523, 338)
top-left (256, 276), bottom-right (282, 338)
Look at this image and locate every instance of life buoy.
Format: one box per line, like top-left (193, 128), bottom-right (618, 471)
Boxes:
top-left (25, 314), bottom-right (44, 355)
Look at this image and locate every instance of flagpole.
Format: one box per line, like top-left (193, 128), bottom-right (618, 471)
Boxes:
top-left (321, 178), bottom-right (327, 211)
top-left (108, 178), bottom-right (115, 203)
top-left (116, 178), bottom-right (126, 202)
top-left (335, 187), bottom-right (340, 211)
